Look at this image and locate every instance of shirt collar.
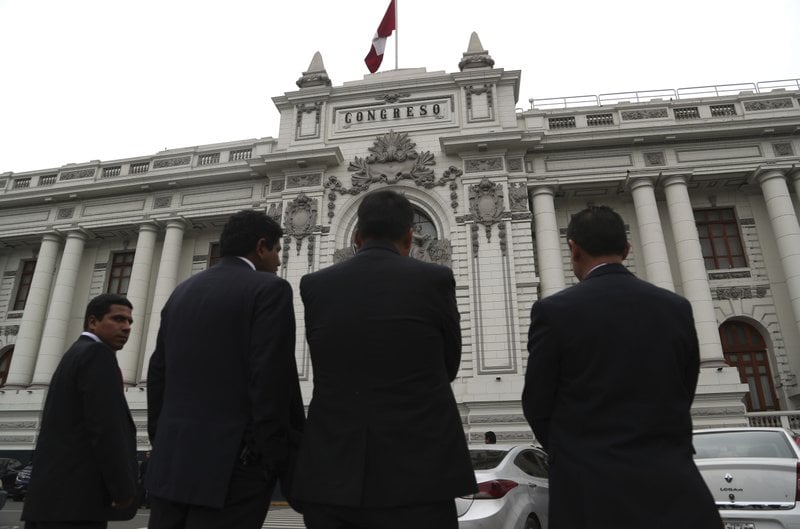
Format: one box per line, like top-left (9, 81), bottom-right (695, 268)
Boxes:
top-left (80, 331), bottom-right (101, 343)
top-left (236, 256), bottom-right (256, 270)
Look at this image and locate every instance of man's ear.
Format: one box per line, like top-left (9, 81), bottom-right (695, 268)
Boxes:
top-left (568, 239), bottom-right (581, 261)
top-left (398, 227), bottom-right (413, 256)
top-left (354, 229), bottom-right (364, 249)
top-left (621, 241), bottom-right (631, 261)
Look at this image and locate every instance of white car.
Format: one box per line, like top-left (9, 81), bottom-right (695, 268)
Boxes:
top-left (693, 427), bottom-right (800, 529)
top-left (456, 444), bottom-right (549, 529)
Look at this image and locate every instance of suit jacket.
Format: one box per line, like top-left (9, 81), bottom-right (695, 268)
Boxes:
top-left (22, 336), bottom-right (138, 522)
top-left (521, 263), bottom-right (722, 529)
top-left (146, 256), bottom-right (304, 508)
top-left (292, 241), bottom-right (476, 508)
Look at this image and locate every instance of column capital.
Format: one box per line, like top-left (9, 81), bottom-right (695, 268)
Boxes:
top-left (164, 218), bottom-right (187, 231)
top-left (40, 232), bottom-right (64, 245)
top-left (749, 164), bottom-right (792, 186)
top-left (62, 229), bottom-right (89, 241)
top-left (138, 221), bottom-right (161, 234)
top-left (662, 174), bottom-right (690, 188)
top-left (530, 184), bottom-right (556, 197)
top-left (628, 175), bottom-right (657, 191)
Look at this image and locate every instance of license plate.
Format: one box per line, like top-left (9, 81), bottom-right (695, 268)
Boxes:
top-left (724, 523), bottom-right (754, 529)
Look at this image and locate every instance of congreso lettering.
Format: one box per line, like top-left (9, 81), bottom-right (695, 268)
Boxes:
top-left (344, 103), bottom-right (442, 124)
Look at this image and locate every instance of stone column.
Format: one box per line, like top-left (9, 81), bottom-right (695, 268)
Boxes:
top-left (663, 175), bottom-right (725, 366)
top-left (531, 186), bottom-right (566, 297)
top-left (139, 219), bottom-right (186, 383)
top-left (755, 169), bottom-right (800, 342)
top-left (629, 177), bottom-right (674, 291)
top-left (31, 231), bottom-right (88, 386)
top-left (5, 234), bottom-right (62, 387)
top-left (792, 170), bottom-right (800, 216)
top-left (118, 223), bottom-right (159, 385)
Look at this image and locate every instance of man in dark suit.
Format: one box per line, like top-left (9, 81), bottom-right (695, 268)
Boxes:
top-left (522, 205), bottom-right (722, 529)
top-left (146, 210), bottom-right (304, 529)
top-left (293, 189), bottom-right (476, 529)
top-left (22, 294), bottom-right (138, 528)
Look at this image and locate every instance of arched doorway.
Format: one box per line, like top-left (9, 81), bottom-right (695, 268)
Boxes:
top-left (719, 320), bottom-right (780, 411)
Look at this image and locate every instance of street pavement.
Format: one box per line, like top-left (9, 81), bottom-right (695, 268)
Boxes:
top-left (0, 503), bottom-right (305, 529)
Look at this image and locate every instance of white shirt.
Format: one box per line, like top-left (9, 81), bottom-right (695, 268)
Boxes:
top-left (236, 256), bottom-right (256, 270)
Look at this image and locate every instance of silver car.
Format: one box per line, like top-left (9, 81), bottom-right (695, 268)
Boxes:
top-left (693, 427), bottom-right (800, 529)
top-left (457, 444), bottom-right (549, 529)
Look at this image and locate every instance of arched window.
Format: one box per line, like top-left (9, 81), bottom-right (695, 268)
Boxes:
top-left (719, 321), bottom-right (779, 411)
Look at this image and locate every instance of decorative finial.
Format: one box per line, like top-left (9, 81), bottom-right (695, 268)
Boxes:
top-left (296, 51), bottom-right (332, 88)
top-left (458, 32), bottom-right (495, 71)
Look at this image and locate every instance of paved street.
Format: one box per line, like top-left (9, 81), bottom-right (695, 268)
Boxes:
top-left (0, 503), bottom-right (305, 529)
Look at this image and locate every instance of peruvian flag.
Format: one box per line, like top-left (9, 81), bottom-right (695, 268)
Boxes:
top-left (364, 0), bottom-right (396, 73)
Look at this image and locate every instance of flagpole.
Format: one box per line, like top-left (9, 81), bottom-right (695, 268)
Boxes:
top-left (394, 0), bottom-right (398, 70)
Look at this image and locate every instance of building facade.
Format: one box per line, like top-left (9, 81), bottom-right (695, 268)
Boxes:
top-left (1, 35), bottom-right (799, 455)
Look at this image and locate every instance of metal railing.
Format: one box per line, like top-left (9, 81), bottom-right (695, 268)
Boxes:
top-left (529, 78), bottom-right (800, 110)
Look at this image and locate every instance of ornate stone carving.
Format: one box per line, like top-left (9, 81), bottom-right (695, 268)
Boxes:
top-left (469, 178), bottom-right (505, 245)
top-left (60, 168), bottom-right (95, 181)
top-left (284, 193), bottom-right (318, 255)
top-left (773, 142), bottom-right (794, 156)
top-left (739, 218), bottom-right (755, 226)
top-left (286, 174), bottom-right (321, 189)
top-left (509, 183), bottom-right (528, 211)
top-left (333, 246), bottom-right (356, 264)
top-left (410, 234), bottom-right (452, 267)
top-left (267, 202), bottom-right (282, 223)
top-left (507, 158), bottom-right (523, 172)
top-left (295, 101), bottom-right (322, 138)
top-left (459, 32), bottom-right (495, 71)
top-left (376, 92), bottom-right (410, 103)
top-left (57, 207), bottom-right (75, 219)
top-left (270, 179), bottom-right (285, 193)
top-left (465, 158), bottom-right (503, 173)
top-left (153, 156), bottom-right (191, 169)
top-left (1, 325), bottom-right (19, 335)
top-left (744, 98), bottom-right (793, 111)
top-left (621, 109), bottom-right (668, 120)
top-left (153, 196), bottom-right (172, 209)
top-left (323, 131), bottom-right (462, 222)
top-left (715, 286), bottom-right (768, 300)
top-left (644, 152), bottom-right (666, 166)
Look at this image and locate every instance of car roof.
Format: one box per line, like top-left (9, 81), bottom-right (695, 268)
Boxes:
top-left (693, 427), bottom-right (793, 433)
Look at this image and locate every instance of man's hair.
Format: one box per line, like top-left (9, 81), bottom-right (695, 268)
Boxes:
top-left (84, 294), bottom-right (132, 331)
top-left (356, 189), bottom-right (414, 242)
top-left (219, 209), bottom-right (283, 257)
top-left (566, 205), bottom-right (628, 257)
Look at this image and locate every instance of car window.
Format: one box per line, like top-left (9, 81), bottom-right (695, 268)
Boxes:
top-left (469, 449), bottom-right (509, 470)
top-left (693, 430), bottom-right (796, 459)
top-left (514, 449), bottom-right (548, 478)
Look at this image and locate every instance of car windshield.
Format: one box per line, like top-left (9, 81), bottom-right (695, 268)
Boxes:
top-left (693, 430), bottom-right (796, 459)
top-left (470, 449), bottom-right (509, 470)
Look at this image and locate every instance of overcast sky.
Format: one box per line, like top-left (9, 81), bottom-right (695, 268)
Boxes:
top-left (1, 0), bottom-right (798, 174)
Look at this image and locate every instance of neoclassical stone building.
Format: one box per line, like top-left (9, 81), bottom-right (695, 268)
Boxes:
top-left (1, 34), bottom-right (799, 456)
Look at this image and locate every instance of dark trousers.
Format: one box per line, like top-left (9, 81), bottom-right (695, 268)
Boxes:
top-left (302, 500), bottom-right (458, 529)
top-left (148, 463), bottom-right (275, 529)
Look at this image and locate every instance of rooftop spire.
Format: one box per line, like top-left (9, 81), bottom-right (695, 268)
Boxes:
top-left (296, 51), bottom-right (332, 88)
top-left (458, 32), bottom-right (495, 71)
